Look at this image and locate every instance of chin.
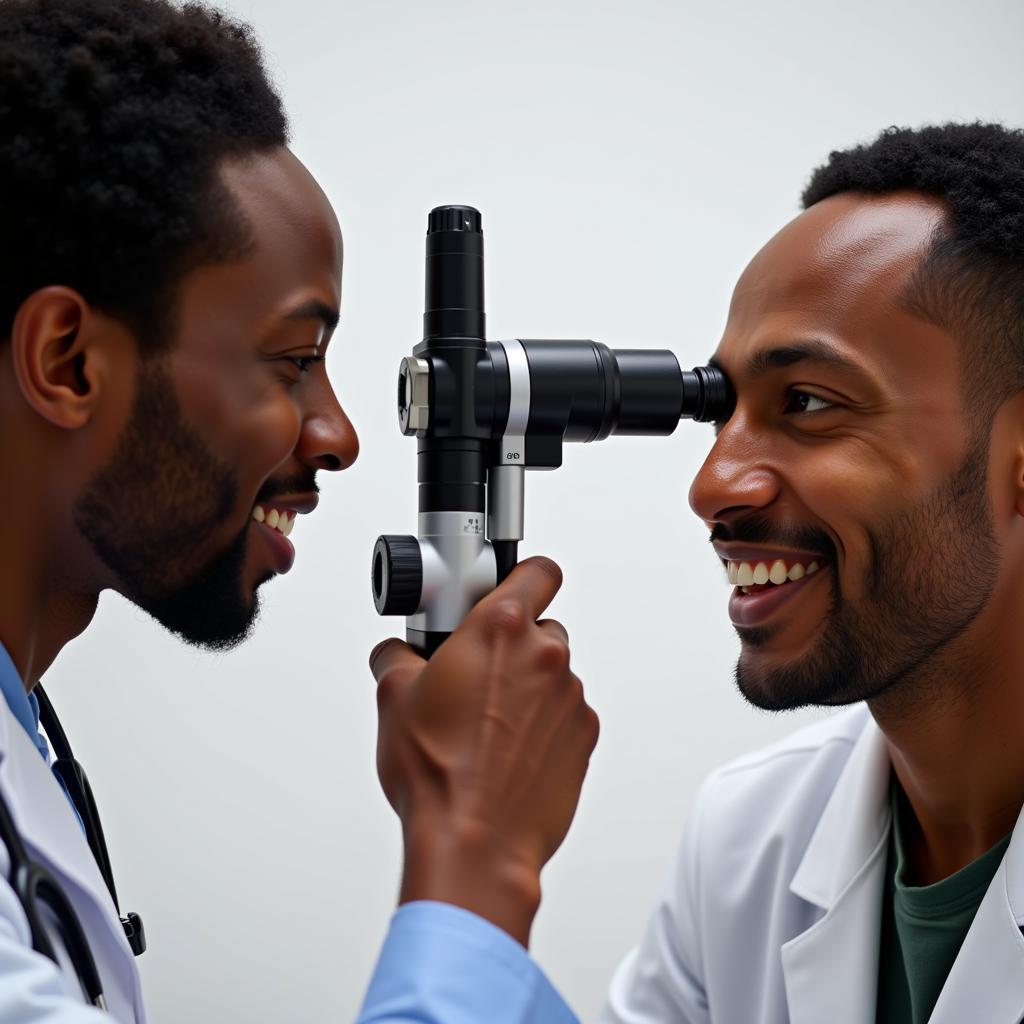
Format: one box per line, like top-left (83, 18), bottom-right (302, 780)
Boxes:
top-left (139, 578), bottom-right (263, 653)
top-left (157, 598), bottom-right (261, 652)
top-left (734, 645), bottom-right (865, 712)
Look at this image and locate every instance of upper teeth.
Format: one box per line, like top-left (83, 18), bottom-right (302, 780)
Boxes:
top-left (726, 559), bottom-right (820, 586)
top-left (252, 505), bottom-right (295, 537)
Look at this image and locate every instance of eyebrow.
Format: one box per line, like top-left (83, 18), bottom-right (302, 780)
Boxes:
top-left (284, 299), bottom-right (340, 335)
top-left (711, 339), bottom-right (869, 380)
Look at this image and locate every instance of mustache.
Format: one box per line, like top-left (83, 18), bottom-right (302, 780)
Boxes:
top-left (710, 516), bottom-right (836, 559)
top-left (254, 470), bottom-right (319, 504)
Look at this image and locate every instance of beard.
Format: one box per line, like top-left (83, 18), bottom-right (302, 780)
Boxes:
top-left (73, 359), bottom-right (265, 651)
top-left (731, 432), bottom-right (1000, 712)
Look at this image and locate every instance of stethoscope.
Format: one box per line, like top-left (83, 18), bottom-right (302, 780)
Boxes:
top-left (0, 685), bottom-right (145, 1009)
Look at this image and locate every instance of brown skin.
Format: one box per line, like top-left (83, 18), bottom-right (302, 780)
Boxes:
top-left (0, 148), bottom-right (358, 682)
top-left (0, 146), bottom-right (597, 945)
top-left (372, 559), bottom-right (598, 946)
top-left (690, 190), bottom-right (1024, 886)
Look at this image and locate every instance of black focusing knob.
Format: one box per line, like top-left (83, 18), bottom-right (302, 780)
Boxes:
top-left (428, 205), bottom-right (482, 235)
top-left (372, 535), bottom-right (423, 615)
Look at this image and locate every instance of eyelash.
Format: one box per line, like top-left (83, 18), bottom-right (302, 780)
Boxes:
top-left (783, 388), bottom-right (835, 415)
top-left (711, 388), bottom-right (836, 435)
top-left (286, 354), bottom-right (325, 375)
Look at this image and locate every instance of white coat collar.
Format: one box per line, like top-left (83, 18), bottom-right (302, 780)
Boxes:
top-left (927, 788), bottom-right (1024, 1023)
top-left (782, 707), bottom-right (1024, 1024)
top-left (781, 711), bottom-right (892, 1024)
top-left (789, 709), bottom-right (891, 910)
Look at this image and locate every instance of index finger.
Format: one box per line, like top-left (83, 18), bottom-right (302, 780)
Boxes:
top-left (480, 555), bottom-right (564, 622)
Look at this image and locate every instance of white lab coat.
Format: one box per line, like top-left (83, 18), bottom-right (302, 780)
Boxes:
top-left (0, 694), bottom-right (145, 1021)
top-left (600, 704), bottom-right (1024, 1024)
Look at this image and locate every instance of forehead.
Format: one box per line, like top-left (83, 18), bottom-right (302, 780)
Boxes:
top-left (173, 148), bottom-right (343, 345)
top-left (221, 146), bottom-right (344, 264)
top-left (220, 147), bottom-right (343, 277)
top-left (718, 192), bottom-right (952, 376)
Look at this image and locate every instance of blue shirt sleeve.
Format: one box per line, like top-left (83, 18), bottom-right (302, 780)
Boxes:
top-left (358, 901), bottom-right (578, 1024)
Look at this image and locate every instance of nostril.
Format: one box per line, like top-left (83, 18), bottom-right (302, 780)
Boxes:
top-left (320, 453), bottom-right (342, 471)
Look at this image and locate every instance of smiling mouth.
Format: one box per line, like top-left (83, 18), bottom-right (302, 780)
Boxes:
top-left (725, 557), bottom-right (822, 593)
top-left (722, 554), bottom-right (831, 629)
top-left (251, 504), bottom-right (296, 537)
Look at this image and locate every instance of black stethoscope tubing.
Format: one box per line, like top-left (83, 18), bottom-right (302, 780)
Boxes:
top-left (0, 684), bottom-right (146, 1009)
top-left (0, 752), bottom-right (106, 1008)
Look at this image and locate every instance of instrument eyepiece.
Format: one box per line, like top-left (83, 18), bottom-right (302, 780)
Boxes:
top-left (681, 364), bottom-right (735, 423)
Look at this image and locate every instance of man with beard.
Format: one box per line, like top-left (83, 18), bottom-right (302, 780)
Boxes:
top-left (601, 123), bottom-right (1024, 1024)
top-left (0, 0), bottom-right (595, 1020)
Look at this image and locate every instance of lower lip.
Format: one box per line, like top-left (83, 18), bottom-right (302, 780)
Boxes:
top-left (254, 520), bottom-right (295, 574)
top-left (727, 568), bottom-right (828, 627)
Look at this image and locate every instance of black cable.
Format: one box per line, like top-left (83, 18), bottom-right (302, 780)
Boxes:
top-left (493, 541), bottom-right (519, 585)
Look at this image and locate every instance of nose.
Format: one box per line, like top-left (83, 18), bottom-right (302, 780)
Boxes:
top-left (688, 416), bottom-right (779, 528)
top-left (297, 379), bottom-right (359, 473)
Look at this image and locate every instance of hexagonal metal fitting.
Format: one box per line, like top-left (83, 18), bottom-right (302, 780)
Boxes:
top-left (398, 356), bottom-right (431, 435)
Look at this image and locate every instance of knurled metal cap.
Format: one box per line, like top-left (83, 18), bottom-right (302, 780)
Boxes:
top-left (427, 205), bottom-right (482, 235)
top-left (372, 535), bottom-right (423, 616)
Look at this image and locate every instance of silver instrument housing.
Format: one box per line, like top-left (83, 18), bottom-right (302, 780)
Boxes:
top-left (407, 511), bottom-right (497, 633)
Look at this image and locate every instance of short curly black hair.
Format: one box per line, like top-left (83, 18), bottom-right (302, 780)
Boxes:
top-left (802, 123), bottom-right (1024, 420)
top-left (0, 0), bottom-right (288, 350)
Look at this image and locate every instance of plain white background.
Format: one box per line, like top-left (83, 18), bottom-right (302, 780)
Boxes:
top-left (39, 1), bottom-right (1024, 1019)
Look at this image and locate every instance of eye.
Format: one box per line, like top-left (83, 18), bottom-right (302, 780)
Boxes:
top-left (783, 388), bottom-right (835, 415)
top-left (288, 354), bottom-right (324, 374)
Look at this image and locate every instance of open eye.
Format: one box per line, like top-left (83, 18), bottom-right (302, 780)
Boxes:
top-left (783, 389), bottom-right (835, 415)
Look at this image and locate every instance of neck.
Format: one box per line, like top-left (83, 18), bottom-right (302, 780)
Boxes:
top-left (0, 536), bottom-right (98, 691)
top-left (0, 479), bottom-right (97, 691)
top-left (869, 581), bottom-right (1024, 885)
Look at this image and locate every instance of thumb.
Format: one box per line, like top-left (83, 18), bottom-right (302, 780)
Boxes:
top-left (370, 637), bottom-right (426, 687)
top-left (478, 555), bottom-right (564, 622)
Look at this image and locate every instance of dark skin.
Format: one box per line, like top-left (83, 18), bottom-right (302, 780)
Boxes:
top-left (690, 190), bottom-right (1024, 886)
top-left (0, 146), bottom-right (597, 946)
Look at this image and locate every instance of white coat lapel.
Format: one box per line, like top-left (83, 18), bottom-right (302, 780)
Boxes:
top-left (781, 716), bottom-right (892, 1024)
top-left (928, 810), bottom-right (1024, 1024)
top-left (0, 700), bottom-right (133, 958)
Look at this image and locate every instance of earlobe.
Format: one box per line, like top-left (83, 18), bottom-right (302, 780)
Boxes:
top-left (10, 286), bottom-right (97, 430)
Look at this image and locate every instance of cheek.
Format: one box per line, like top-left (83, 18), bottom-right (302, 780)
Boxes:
top-left (170, 354), bottom-right (303, 491)
top-left (783, 438), bottom-right (943, 594)
top-left (232, 397), bottom-right (303, 484)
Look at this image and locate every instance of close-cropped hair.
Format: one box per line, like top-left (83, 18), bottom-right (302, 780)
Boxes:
top-left (0, 0), bottom-right (288, 350)
top-left (802, 123), bottom-right (1024, 420)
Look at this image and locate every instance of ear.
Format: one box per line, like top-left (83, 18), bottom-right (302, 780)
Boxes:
top-left (1015, 442), bottom-right (1024, 519)
top-left (9, 286), bottom-right (112, 430)
top-left (1006, 392), bottom-right (1024, 519)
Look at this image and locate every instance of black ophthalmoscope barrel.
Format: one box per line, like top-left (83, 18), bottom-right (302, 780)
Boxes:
top-left (516, 342), bottom-right (733, 455)
top-left (414, 206), bottom-right (495, 655)
top-left (417, 205), bottom-right (490, 517)
top-left (612, 353), bottom-right (734, 430)
top-left (423, 204), bottom-right (485, 343)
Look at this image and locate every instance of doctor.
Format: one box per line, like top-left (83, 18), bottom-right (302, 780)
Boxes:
top-left (0, 0), bottom-right (596, 1020)
top-left (601, 122), bottom-right (1024, 1024)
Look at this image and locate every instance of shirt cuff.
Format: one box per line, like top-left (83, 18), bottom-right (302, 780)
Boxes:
top-left (358, 901), bottom-right (578, 1024)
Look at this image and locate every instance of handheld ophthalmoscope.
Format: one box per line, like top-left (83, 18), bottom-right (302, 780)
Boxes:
top-left (371, 205), bottom-right (735, 656)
